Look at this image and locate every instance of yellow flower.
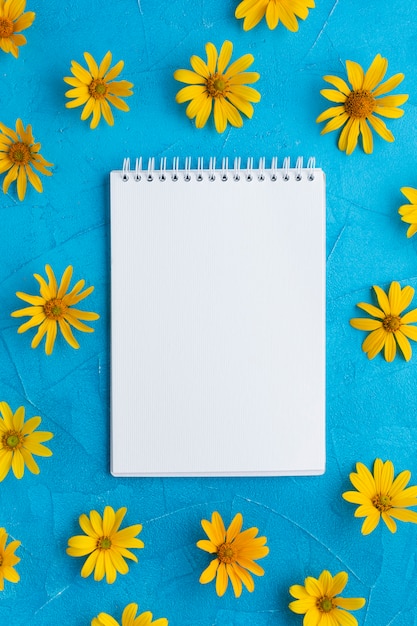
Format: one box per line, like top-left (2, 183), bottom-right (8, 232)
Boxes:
top-left (0, 527), bottom-right (21, 590)
top-left (350, 281), bottom-right (417, 362)
top-left (64, 51), bottom-right (134, 129)
top-left (0, 118), bottom-right (53, 201)
top-left (342, 459), bottom-right (417, 535)
top-left (174, 40), bottom-right (260, 133)
top-left (91, 602), bottom-right (168, 626)
top-left (0, 0), bottom-right (35, 58)
top-left (67, 506), bottom-right (144, 584)
top-left (289, 570), bottom-right (365, 626)
top-left (197, 511), bottom-right (269, 597)
top-left (11, 264), bottom-right (100, 356)
top-left (317, 53), bottom-right (408, 154)
top-left (0, 401), bottom-right (53, 482)
top-left (399, 187), bottom-right (417, 238)
top-left (235, 0), bottom-right (315, 32)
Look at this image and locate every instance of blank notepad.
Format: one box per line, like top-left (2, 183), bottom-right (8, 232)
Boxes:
top-left (110, 157), bottom-right (326, 476)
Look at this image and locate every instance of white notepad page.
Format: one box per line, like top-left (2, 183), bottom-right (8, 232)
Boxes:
top-left (110, 159), bottom-right (326, 476)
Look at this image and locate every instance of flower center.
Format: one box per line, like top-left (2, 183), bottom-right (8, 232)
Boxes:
top-left (9, 142), bottom-right (31, 166)
top-left (206, 73), bottom-right (228, 98)
top-left (89, 78), bottom-right (108, 99)
top-left (0, 555), bottom-right (3, 567)
top-left (372, 493), bottom-right (392, 512)
top-left (382, 315), bottom-right (401, 332)
top-left (344, 89), bottom-right (375, 118)
top-left (0, 17), bottom-right (14, 38)
top-left (3, 430), bottom-right (23, 451)
top-left (217, 542), bottom-right (236, 564)
top-left (318, 597), bottom-right (334, 613)
top-left (97, 536), bottom-right (112, 550)
top-left (44, 298), bottom-right (67, 320)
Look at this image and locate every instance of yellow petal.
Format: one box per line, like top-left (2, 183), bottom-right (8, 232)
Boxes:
top-left (84, 52), bottom-right (99, 79)
top-left (99, 51), bottom-right (113, 77)
top-left (218, 41), bottom-right (233, 74)
top-left (349, 318), bottom-right (382, 331)
top-left (381, 511), bottom-right (397, 533)
top-left (373, 72), bottom-right (405, 97)
top-left (199, 558), bottom-right (219, 584)
top-left (320, 88), bottom-right (347, 103)
top-left (360, 119), bottom-right (373, 154)
top-left (346, 60), bottom-right (364, 90)
top-left (383, 331), bottom-right (396, 362)
top-left (361, 509), bottom-right (380, 534)
top-left (363, 53), bottom-right (387, 91)
top-left (224, 54), bottom-right (254, 78)
top-left (323, 74), bottom-right (351, 95)
top-left (367, 114), bottom-right (394, 142)
top-left (205, 42), bottom-right (217, 74)
top-left (400, 186), bottom-right (417, 204)
top-left (173, 69), bottom-right (205, 85)
top-left (190, 54), bottom-right (210, 79)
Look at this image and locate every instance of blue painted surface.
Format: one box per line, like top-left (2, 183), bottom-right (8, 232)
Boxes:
top-left (1, 1), bottom-right (417, 624)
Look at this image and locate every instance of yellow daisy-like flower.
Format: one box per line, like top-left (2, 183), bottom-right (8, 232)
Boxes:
top-left (67, 506), bottom-right (144, 584)
top-left (197, 511), bottom-right (269, 597)
top-left (235, 0), bottom-right (315, 32)
top-left (399, 187), bottom-right (417, 238)
top-left (317, 53), bottom-right (408, 154)
top-left (64, 51), bottom-right (134, 129)
top-left (174, 40), bottom-right (260, 133)
top-left (0, 527), bottom-right (21, 590)
top-left (91, 603), bottom-right (168, 626)
top-left (11, 264), bottom-right (100, 356)
top-left (0, 401), bottom-right (53, 482)
top-left (342, 459), bottom-right (417, 535)
top-left (0, 118), bottom-right (53, 201)
top-left (0, 0), bottom-right (35, 58)
top-left (289, 570), bottom-right (365, 626)
top-left (350, 281), bottom-right (417, 362)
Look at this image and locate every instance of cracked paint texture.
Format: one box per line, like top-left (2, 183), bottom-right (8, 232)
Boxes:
top-left (1, 0), bottom-right (417, 624)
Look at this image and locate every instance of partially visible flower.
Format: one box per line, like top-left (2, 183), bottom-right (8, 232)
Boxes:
top-left (11, 264), bottom-right (100, 355)
top-left (0, 118), bottom-right (53, 200)
top-left (235, 0), bottom-right (315, 32)
top-left (342, 458), bottom-right (417, 535)
top-left (64, 51), bottom-right (134, 129)
top-left (350, 281), bottom-right (417, 361)
top-left (289, 570), bottom-right (365, 626)
top-left (317, 53), bottom-right (408, 154)
top-left (399, 187), bottom-right (417, 238)
top-left (174, 40), bottom-right (260, 133)
top-left (91, 602), bottom-right (168, 626)
top-left (0, 527), bottom-right (21, 590)
top-left (0, 401), bottom-right (53, 482)
top-left (67, 505), bottom-right (144, 584)
top-left (197, 511), bottom-right (269, 597)
top-left (0, 0), bottom-right (35, 58)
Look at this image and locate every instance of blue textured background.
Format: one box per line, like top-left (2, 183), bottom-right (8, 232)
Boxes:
top-left (1, 1), bottom-right (417, 624)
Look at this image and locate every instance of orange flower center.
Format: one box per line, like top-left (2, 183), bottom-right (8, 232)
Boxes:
top-left (217, 542), bottom-right (236, 564)
top-left (44, 298), bottom-right (67, 320)
top-left (0, 554), bottom-right (3, 566)
top-left (317, 597), bottom-right (334, 613)
top-left (207, 73), bottom-right (228, 98)
top-left (89, 78), bottom-right (108, 99)
top-left (382, 315), bottom-right (401, 332)
top-left (9, 142), bottom-right (31, 166)
top-left (344, 89), bottom-right (375, 118)
top-left (97, 536), bottom-right (112, 550)
top-left (372, 494), bottom-right (392, 512)
top-left (0, 17), bottom-right (14, 38)
top-left (2, 430), bottom-right (23, 451)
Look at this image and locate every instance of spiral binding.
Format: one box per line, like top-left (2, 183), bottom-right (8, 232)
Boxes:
top-left (121, 156), bottom-right (317, 183)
